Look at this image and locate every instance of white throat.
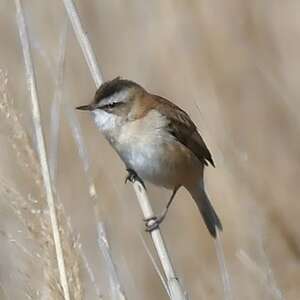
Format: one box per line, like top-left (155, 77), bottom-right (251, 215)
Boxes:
top-left (92, 110), bottom-right (122, 144)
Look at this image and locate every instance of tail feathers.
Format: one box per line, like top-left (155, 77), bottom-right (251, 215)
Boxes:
top-left (190, 186), bottom-right (222, 238)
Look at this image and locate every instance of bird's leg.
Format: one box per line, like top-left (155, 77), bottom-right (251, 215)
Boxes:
top-left (144, 186), bottom-right (180, 232)
top-left (125, 168), bottom-right (146, 189)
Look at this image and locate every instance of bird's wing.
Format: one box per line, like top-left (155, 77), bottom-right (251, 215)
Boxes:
top-left (154, 95), bottom-right (215, 167)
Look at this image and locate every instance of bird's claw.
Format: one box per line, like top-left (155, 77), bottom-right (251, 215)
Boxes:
top-left (125, 168), bottom-right (137, 183)
top-left (125, 168), bottom-right (146, 189)
top-left (144, 216), bottom-right (164, 232)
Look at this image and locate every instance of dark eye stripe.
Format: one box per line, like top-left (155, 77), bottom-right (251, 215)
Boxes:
top-left (99, 102), bottom-right (123, 110)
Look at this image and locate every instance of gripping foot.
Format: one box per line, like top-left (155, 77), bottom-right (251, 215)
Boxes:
top-left (125, 168), bottom-right (146, 189)
top-left (144, 216), bottom-right (164, 232)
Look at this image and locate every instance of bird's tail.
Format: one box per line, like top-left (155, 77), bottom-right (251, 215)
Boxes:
top-left (187, 182), bottom-right (222, 238)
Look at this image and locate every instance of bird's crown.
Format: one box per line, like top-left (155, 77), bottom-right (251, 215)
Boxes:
top-left (94, 77), bottom-right (141, 103)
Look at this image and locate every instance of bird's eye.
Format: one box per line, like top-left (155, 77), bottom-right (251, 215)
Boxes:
top-left (99, 102), bottom-right (122, 110)
top-left (107, 103), bottom-right (115, 109)
top-left (99, 103), bottom-right (116, 110)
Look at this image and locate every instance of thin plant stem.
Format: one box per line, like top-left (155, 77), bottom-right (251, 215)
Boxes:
top-left (214, 230), bottom-right (233, 300)
top-left (237, 250), bottom-right (284, 299)
top-left (49, 21), bottom-right (68, 184)
top-left (132, 182), bottom-right (187, 300)
top-left (97, 223), bottom-right (127, 300)
top-left (138, 232), bottom-right (170, 296)
top-left (61, 0), bottom-right (103, 87)
top-left (15, 1), bottom-right (71, 299)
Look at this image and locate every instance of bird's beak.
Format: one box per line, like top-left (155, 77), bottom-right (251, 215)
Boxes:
top-left (76, 104), bottom-right (94, 111)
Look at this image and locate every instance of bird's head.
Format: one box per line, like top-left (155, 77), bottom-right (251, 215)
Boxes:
top-left (76, 77), bottom-right (144, 117)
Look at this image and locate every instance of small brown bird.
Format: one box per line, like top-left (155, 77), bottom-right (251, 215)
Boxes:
top-left (77, 77), bottom-right (222, 237)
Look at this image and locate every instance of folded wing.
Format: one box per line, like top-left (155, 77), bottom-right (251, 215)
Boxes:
top-left (154, 95), bottom-right (215, 167)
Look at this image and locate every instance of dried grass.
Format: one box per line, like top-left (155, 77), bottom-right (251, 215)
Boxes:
top-left (0, 70), bottom-right (83, 299)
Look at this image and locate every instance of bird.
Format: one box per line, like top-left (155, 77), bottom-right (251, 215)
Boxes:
top-left (76, 77), bottom-right (222, 238)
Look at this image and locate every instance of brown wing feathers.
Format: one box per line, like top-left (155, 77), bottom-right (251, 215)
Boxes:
top-left (154, 96), bottom-right (215, 167)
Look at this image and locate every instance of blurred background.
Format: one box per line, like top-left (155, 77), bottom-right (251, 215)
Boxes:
top-left (0, 0), bottom-right (299, 299)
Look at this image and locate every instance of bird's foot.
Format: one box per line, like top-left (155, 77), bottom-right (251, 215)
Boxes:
top-left (125, 168), bottom-right (146, 189)
top-left (143, 215), bottom-right (165, 233)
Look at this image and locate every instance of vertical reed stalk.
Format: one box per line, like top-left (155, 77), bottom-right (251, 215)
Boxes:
top-left (214, 230), bottom-right (233, 300)
top-left (15, 1), bottom-right (71, 299)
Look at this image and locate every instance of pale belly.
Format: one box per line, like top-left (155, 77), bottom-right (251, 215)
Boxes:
top-left (116, 134), bottom-right (201, 189)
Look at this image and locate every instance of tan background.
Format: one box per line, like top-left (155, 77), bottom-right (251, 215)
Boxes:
top-left (0, 0), bottom-right (299, 299)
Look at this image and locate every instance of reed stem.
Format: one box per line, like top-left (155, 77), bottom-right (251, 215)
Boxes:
top-left (15, 1), bottom-right (71, 299)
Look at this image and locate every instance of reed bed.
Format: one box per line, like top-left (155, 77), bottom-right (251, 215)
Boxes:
top-left (0, 0), bottom-right (299, 299)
